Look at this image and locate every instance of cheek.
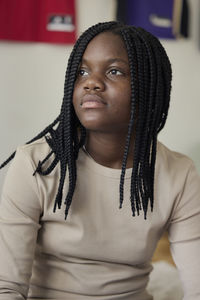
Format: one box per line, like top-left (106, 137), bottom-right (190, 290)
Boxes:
top-left (116, 81), bottom-right (131, 97)
top-left (72, 86), bottom-right (81, 109)
top-left (112, 85), bottom-right (131, 108)
top-left (114, 87), bottom-right (131, 119)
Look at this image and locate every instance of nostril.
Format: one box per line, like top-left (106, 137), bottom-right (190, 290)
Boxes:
top-left (84, 83), bottom-right (103, 91)
top-left (83, 76), bottom-right (105, 91)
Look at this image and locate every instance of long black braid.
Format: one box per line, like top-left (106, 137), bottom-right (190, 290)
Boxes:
top-left (0, 22), bottom-right (172, 219)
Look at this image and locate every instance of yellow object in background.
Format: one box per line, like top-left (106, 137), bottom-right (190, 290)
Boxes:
top-left (152, 232), bottom-right (175, 266)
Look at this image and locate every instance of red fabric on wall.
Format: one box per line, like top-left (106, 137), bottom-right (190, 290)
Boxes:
top-left (0, 0), bottom-right (76, 44)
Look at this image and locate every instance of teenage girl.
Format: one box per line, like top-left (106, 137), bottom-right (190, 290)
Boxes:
top-left (0, 21), bottom-right (200, 300)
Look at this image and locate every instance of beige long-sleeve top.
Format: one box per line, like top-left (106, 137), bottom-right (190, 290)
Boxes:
top-left (0, 138), bottom-right (200, 300)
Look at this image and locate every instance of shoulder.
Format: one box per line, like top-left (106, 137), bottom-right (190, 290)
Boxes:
top-left (155, 142), bottom-right (200, 234)
top-left (1, 138), bottom-right (50, 220)
top-left (155, 141), bottom-right (200, 199)
top-left (156, 141), bottom-right (195, 176)
top-left (2, 137), bottom-right (53, 205)
top-left (15, 137), bottom-right (51, 169)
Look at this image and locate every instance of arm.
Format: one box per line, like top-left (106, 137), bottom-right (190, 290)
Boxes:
top-left (0, 147), bottom-right (42, 299)
top-left (168, 162), bottom-right (200, 300)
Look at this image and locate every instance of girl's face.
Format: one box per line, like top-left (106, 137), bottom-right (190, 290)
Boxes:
top-left (73, 31), bottom-right (131, 134)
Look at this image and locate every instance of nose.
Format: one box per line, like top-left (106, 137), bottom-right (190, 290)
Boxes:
top-left (84, 74), bottom-right (105, 92)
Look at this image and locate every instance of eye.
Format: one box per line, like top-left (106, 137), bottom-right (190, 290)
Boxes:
top-left (78, 69), bottom-right (89, 76)
top-left (108, 68), bottom-right (123, 76)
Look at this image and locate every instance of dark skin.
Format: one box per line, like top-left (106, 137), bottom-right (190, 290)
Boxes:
top-left (73, 32), bottom-right (135, 169)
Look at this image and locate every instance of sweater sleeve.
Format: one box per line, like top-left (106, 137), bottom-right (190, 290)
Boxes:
top-left (168, 162), bottom-right (200, 300)
top-left (0, 147), bottom-right (42, 300)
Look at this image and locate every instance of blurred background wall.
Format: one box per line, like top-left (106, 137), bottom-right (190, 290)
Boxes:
top-left (0, 0), bottom-right (199, 192)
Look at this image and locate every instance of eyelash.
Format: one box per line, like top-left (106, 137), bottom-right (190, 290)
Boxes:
top-left (78, 68), bottom-right (124, 77)
top-left (79, 69), bottom-right (89, 76)
top-left (108, 69), bottom-right (123, 75)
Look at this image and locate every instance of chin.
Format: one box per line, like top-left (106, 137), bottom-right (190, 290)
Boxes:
top-left (80, 121), bottom-right (103, 131)
top-left (78, 114), bottom-right (104, 129)
top-left (79, 119), bottom-right (109, 132)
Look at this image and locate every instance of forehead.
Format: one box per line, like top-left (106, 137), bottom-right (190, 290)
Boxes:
top-left (81, 32), bottom-right (128, 62)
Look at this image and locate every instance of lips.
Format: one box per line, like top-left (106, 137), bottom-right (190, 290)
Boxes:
top-left (81, 94), bottom-right (106, 109)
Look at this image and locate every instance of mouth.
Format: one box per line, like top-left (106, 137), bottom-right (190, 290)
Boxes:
top-left (81, 94), bottom-right (106, 109)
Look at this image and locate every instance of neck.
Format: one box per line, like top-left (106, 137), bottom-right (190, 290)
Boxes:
top-left (85, 131), bottom-right (135, 169)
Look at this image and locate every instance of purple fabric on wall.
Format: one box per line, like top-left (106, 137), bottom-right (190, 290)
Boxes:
top-left (126, 0), bottom-right (175, 39)
top-left (118, 0), bottom-right (175, 38)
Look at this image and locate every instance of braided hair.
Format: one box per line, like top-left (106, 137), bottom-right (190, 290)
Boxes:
top-left (0, 21), bottom-right (172, 219)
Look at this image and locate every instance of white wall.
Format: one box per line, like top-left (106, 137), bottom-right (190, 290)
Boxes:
top-left (0, 0), bottom-right (199, 193)
top-left (159, 0), bottom-right (200, 172)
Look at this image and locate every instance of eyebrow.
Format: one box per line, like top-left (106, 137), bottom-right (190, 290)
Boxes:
top-left (106, 58), bottom-right (129, 65)
top-left (81, 57), bottom-right (129, 66)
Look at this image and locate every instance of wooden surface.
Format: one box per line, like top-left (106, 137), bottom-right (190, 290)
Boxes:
top-left (152, 232), bottom-right (175, 266)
